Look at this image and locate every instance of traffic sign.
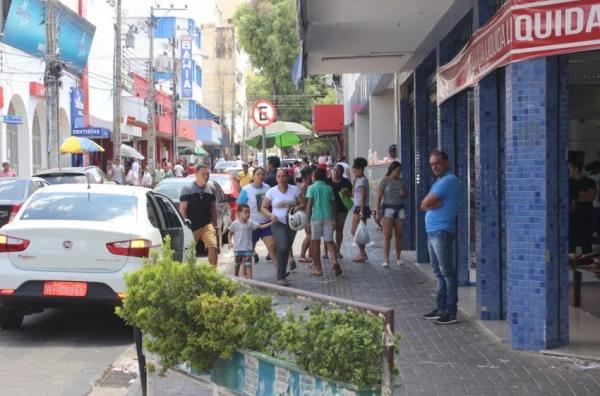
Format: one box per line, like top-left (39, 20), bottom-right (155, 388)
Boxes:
top-left (252, 99), bottom-right (276, 127)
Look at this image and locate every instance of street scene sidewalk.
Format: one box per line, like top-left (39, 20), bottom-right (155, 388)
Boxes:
top-left (126, 220), bottom-right (600, 396)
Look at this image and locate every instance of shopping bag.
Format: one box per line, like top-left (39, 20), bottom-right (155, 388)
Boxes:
top-left (354, 221), bottom-right (370, 245)
top-left (339, 191), bottom-right (354, 211)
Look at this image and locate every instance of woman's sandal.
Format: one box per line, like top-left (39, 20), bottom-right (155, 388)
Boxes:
top-left (277, 279), bottom-right (291, 287)
top-left (298, 257), bottom-right (312, 263)
top-left (311, 271), bottom-right (323, 276)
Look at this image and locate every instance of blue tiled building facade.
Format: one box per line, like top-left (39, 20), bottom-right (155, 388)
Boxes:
top-left (392, 0), bottom-right (571, 350)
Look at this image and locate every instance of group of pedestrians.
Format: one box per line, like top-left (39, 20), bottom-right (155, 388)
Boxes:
top-left (177, 149), bottom-right (461, 324)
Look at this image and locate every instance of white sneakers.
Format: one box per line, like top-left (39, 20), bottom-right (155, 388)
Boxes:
top-left (382, 262), bottom-right (389, 268)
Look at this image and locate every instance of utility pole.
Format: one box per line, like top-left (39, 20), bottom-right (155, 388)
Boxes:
top-left (147, 5), bottom-right (187, 172)
top-left (113, 0), bottom-right (122, 164)
top-left (45, 0), bottom-right (60, 168)
top-left (146, 7), bottom-right (157, 172)
top-left (171, 29), bottom-right (178, 164)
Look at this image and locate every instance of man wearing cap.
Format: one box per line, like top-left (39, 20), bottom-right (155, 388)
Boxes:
top-left (384, 145), bottom-right (399, 162)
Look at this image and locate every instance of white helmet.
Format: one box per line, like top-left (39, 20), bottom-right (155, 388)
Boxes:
top-left (287, 208), bottom-right (307, 231)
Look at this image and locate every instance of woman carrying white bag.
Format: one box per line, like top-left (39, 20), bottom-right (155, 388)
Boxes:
top-left (351, 157), bottom-right (371, 262)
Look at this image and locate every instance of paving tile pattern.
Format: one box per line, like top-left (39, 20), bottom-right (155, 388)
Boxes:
top-left (234, 221), bottom-right (600, 396)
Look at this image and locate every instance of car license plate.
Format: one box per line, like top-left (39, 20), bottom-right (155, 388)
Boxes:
top-left (43, 281), bottom-right (88, 297)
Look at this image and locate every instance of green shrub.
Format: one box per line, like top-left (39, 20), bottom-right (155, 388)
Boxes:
top-left (274, 307), bottom-right (388, 388)
top-left (117, 239), bottom-right (397, 386)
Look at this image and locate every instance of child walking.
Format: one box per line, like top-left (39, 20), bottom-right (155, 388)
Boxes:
top-left (228, 204), bottom-right (272, 279)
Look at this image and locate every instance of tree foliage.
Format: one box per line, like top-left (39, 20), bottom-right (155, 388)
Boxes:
top-left (235, 0), bottom-right (334, 124)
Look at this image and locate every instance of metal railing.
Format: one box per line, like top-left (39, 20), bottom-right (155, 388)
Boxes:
top-left (233, 277), bottom-right (396, 396)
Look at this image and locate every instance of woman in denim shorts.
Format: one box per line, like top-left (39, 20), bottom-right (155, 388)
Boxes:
top-left (375, 161), bottom-right (406, 267)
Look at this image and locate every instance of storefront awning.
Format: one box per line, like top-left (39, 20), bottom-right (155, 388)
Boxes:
top-left (297, 0), bottom-right (455, 75)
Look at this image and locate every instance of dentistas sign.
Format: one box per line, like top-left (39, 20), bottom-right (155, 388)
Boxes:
top-left (438, 0), bottom-right (600, 103)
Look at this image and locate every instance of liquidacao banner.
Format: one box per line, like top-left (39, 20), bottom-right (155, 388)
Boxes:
top-left (438, 0), bottom-right (600, 103)
top-left (2, 0), bottom-right (96, 73)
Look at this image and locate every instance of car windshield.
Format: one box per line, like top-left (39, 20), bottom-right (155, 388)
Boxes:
top-left (21, 192), bottom-right (137, 222)
top-left (154, 181), bottom-right (186, 201)
top-left (210, 175), bottom-right (232, 194)
top-left (0, 179), bottom-right (27, 202)
top-left (38, 174), bottom-right (88, 184)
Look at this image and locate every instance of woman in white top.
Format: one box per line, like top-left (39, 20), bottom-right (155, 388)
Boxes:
top-left (261, 169), bottom-right (305, 286)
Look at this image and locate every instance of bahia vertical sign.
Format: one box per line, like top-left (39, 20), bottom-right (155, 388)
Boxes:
top-left (180, 36), bottom-right (193, 99)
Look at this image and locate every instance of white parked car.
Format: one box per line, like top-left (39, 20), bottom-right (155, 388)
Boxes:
top-left (0, 184), bottom-right (194, 329)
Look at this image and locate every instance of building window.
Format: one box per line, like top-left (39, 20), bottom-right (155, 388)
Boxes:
top-left (6, 104), bottom-right (18, 174)
top-left (32, 112), bottom-right (42, 173)
top-left (195, 28), bottom-right (201, 49)
top-left (195, 66), bottom-right (202, 87)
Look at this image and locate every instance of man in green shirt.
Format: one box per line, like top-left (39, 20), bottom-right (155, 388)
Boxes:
top-left (306, 167), bottom-right (343, 277)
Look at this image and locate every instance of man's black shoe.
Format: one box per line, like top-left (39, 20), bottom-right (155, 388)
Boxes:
top-left (266, 254), bottom-right (271, 261)
top-left (434, 313), bottom-right (458, 325)
top-left (289, 260), bottom-right (297, 270)
top-left (423, 309), bottom-right (442, 320)
top-left (253, 253), bottom-right (259, 264)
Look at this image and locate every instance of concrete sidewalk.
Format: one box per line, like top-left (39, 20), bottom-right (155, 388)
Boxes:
top-left (126, 220), bottom-right (600, 395)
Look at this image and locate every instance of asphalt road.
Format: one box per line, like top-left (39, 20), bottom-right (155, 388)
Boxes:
top-left (0, 308), bottom-right (133, 396)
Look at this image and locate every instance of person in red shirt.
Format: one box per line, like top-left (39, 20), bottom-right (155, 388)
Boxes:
top-left (187, 162), bottom-right (195, 177)
top-left (0, 161), bottom-right (16, 177)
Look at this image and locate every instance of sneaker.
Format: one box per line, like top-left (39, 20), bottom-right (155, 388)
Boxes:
top-left (382, 262), bottom-right (389, 268)
top-left (423, 309), bottom-right (442, 320)
top-left (253, 253), bottom-right (259, 264)
top-left (266, 254), bottom-right (271, 261)
top-left (322, 254), bottom-right (329, 259)
top-left (289, 260), bottom-right (297, 271)
top-left (434, 313), bottom-right (458, 325)
top-left (396, 259), bottom-right (403, 266)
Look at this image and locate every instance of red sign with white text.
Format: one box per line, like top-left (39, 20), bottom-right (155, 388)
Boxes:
top-left (438, 0), bottom-right (600, 103)
top-left (29, 82), bottom-right (46, 98)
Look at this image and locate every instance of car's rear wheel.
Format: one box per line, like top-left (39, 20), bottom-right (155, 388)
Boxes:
top-left (0, 308), bottom-right (25, 330)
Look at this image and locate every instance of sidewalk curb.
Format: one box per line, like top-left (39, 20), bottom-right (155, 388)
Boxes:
top-left (87, 344), bottom-right (138, 396)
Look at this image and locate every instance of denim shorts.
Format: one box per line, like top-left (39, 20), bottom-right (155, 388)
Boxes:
top-left (252, 224), bottom-right (273, 244)
top-left (381, 204), bottom-right (406, 220)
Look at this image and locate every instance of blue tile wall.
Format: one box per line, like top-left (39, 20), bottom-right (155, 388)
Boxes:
top-left (475, 72), bottom-right (503, 320)
top-left (454, 92), bottom-right (470, 286)
top-left (414, 60), bottom-right (433, 263)
top-left (400, 90), bottom-right (415, 250)
top-left (438, 13), bottom-right (473, 287)
top-left (504, 57), bottom-right (569, 350)
top-left (557, 55), bottom-right (570, 346)
top-left (474, 0), bottom-right (508, 321)
top-left (498, 69), bottom-right (508, 319)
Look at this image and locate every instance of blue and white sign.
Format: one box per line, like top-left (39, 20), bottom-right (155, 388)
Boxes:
top-left (180, 36), bottom-right (193, 99)
top-left (72, 128), bottom-right (111, 138)
top-left (2, 0), bottom-right (96, 73)
top-left (3, 115), bottom-right (23, 124)
top-left (70, 88), bottom-right (85, 129)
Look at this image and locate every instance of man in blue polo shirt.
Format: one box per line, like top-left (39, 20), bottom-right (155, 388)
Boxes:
top-left (420, 150), bottom-right (459, 324)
